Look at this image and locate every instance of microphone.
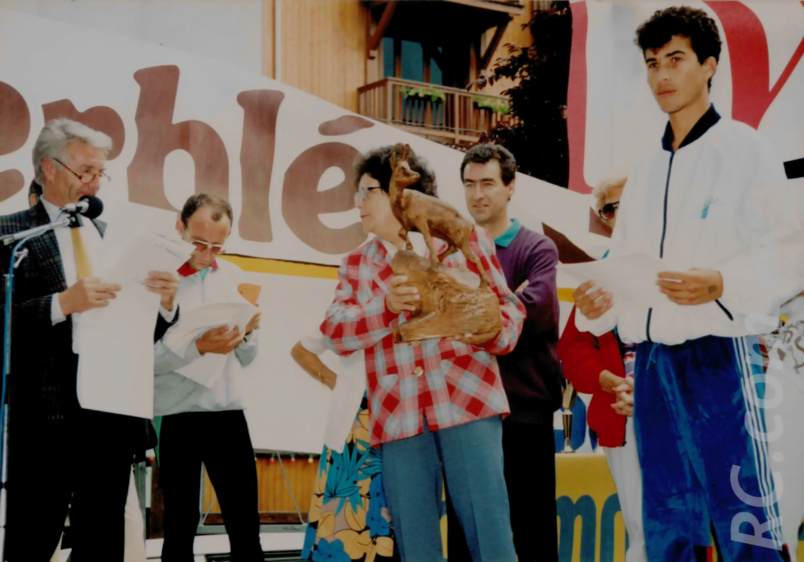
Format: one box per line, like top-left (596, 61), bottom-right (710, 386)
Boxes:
top-left (2, 196), bottom-right (105, 246)
top-left (61, 195), bottom-right (103, 220)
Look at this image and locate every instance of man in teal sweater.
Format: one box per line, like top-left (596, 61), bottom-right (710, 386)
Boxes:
top-left (448, 143), bottom-right (562, 561)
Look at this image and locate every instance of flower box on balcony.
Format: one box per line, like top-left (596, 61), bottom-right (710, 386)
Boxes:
top-left (399, 86), bottom-right (447, 104)
top-left (472, 95), bottom-right (510, 115)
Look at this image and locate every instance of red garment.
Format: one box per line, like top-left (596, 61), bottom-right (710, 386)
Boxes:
top-left (558, 306), bottom-right (627, 447)
top-left (177, 260), bottom-right (218, 277)
top-left (321, 228), bottom-right (525, 447)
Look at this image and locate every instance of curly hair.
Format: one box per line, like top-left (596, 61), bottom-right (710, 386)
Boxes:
top-left (635, 6), bottom-right (721, 88)
top-left (635, 6), bottom-right (721, 63)
top-left (353, 145), bottom-right (437, 197)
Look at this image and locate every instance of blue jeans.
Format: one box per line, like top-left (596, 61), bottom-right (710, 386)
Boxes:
top-left (382, 416), bottom-right (515, 562)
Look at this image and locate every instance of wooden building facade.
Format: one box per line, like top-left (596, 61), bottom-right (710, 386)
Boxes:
top-left (261, 0), bottom-right (543, 147)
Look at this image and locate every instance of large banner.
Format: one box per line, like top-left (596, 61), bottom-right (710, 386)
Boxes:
top-left (1, 2), bottom-right (803, 459)
top-left (0, 8), bottom-right (588, 453)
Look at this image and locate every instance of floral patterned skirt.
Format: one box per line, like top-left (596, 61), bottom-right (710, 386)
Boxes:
top-left (302, 394), bottom-right (398, 562)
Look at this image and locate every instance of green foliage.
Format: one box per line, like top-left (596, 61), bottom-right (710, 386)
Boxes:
top-left (473, 2), bottom-right (572, 187)
top-left (399, 86), bottom-right (446, 104)
top-left (472, 95), bottom-right (510, 115)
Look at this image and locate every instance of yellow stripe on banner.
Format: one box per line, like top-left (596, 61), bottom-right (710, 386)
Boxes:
top-left (219, 255), bottom-right (339, 280)
top-left (222, 256), bottom-right (580, 297)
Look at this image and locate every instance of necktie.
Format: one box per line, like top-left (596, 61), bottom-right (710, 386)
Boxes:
top-left (71, 226), bottom-right (92, 279)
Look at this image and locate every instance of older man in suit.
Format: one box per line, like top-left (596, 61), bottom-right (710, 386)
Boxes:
top-left (0, 118), bottom-right (179, 561)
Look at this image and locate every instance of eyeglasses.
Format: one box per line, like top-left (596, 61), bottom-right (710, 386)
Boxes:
top-left (52, 157), bottom-right (110, 184)
top-left (598, 201), bottom-right (620, 222)
top-left (353, 185), bottom-right (383, 205)
top-left (190, 239), bottom-right (225, 254)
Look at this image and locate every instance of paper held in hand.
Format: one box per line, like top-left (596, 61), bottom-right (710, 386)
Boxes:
top-left (163, 301), bottom-right (258, 388)
top-left (558, 254), bottom-right (681, 309)
top-left (162, 302), bottom-right (258, 351)
top-left (75, 231), bottom-right (194, 418)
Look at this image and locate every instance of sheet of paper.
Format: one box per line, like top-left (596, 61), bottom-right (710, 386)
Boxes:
top-left (96, 231), bottom-right (194, 286)
top-left (558, 254), bottom-right (681, 309)
top-left (76, 232), bottom-right (193, 418)
top-left (323, 351), bottom-right (367, 452)
top-left (162, 301), bottom-right (258, 388)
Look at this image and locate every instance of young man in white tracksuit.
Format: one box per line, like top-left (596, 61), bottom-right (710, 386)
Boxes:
top-left (574, 7), bottom-right (803, 561)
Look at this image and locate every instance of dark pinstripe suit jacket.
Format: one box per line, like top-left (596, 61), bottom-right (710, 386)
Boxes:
top-left (0, 200), bottom-right (171, 437)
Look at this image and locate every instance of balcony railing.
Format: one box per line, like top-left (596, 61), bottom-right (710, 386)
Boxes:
top-left (357, 78), bottom-right (517, 147)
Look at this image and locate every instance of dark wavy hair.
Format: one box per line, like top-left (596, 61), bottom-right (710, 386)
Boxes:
top-left (353, 145), bottom-right (437, 197)
top-left (460, 143), bottom-right (517, 186)
top-left (635, 6), bottom-right (721, 88)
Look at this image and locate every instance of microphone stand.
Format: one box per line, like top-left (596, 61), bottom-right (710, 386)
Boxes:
top-left (0, 210), bottom-right (78, 556)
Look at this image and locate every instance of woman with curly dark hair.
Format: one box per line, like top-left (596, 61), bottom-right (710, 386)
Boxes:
top-left (317, 141), bottom-right (524, 561)
top-left (294, 145), bottom-right (438, 562)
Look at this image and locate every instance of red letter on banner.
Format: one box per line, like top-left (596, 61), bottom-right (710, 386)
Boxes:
top-left (128, 66), bottom-right (229, 210)
top-left (0, 82), bottom-right (30, 202)
top-left (566, 1), bottom-right (595, 195)
top-left (706, 1), bottom-right (804, 129)
top-left (236, 90), bottom-right (285, 243)
top-left (282, 142), bottom-right (366, 255)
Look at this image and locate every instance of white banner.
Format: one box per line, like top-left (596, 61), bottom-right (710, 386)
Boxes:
top-left (2, 2), bottom-right (803, 454)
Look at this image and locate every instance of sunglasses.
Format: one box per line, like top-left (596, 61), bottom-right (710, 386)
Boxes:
top-left (189, 238), bottom-right (225, 254)
top-left (598, 201), bottom-right (620, 222)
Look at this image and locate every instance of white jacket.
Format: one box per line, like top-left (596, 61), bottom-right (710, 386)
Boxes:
top-left (578, 109), bottom-right (804, 345)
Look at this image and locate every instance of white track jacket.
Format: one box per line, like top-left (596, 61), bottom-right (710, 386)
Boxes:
top-left (577, 107), bottom-right (804, 345)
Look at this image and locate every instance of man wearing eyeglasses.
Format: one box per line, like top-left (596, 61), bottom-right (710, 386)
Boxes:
top-left (0, 118), bottom-right (180, 561)
top-left (574, 7), bottom-right (803, 561)
top-left (454, 143), bottom-right (561, 561)
top-left (153, 193), bottom-right (263, 562)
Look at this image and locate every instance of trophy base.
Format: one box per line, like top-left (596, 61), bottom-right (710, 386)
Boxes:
top-left (390, 251), bottom-right (501, 343)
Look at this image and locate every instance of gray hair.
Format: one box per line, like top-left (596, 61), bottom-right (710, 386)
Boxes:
top-left (592, 176), bottom-right (627, 212)
top-left (33, 118), bottom-right (113, 184)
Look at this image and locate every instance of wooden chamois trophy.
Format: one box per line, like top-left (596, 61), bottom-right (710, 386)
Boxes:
top-left (388, 143), bottom-right (502, 344)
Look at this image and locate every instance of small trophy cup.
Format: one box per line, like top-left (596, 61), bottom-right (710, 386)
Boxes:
top-left (561, 381), bottom-right (578, 453)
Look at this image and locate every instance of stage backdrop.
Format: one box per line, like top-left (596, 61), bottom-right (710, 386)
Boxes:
top-left (1, 0), bottom-right (802, 459)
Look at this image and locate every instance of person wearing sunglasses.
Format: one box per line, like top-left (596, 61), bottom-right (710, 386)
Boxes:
top-left (153, 193), bottom-right (263, 562)
top-left (320, 145), bottom-right (524, 562)
top-left (561, 177), bottom-right (653, 561)
top-left (566, 176), bottom-right (720, 562)
top-left (597, 200), bottom-right (619, 225)
top-left (573, 7), bottom-right (804, 561)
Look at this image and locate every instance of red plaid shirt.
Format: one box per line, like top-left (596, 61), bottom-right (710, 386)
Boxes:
top-left (320, 228), bottom-right (525, 446)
